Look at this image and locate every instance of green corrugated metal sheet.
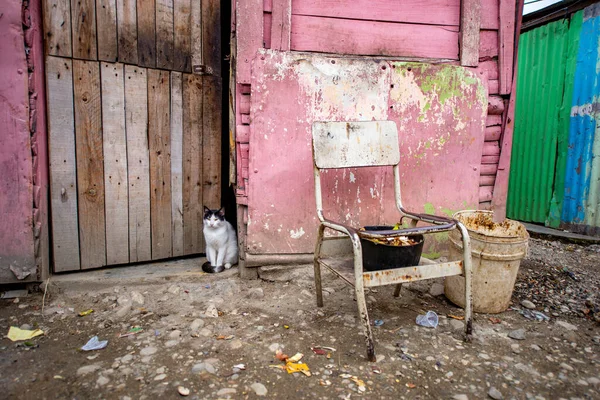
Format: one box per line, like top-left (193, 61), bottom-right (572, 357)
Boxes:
top-left (507, 13), bottom-right (582, 225)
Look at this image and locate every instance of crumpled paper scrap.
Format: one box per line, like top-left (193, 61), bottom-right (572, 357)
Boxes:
top-left (7, 326), bottom-right (44, 341)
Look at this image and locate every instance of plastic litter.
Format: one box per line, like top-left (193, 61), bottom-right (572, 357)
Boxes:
top-left (374, 319), bottom-right (384, 326)
top-left (416, 311), bottom-right (439, 328)
top-left (7, 326), bottom-right (44, 341)
top-left (520, 309), bottom-right (550, 321)
top-left (78, 309), bottom-right (94, 317)
top-left (81, 336), bottom-right (108, 351)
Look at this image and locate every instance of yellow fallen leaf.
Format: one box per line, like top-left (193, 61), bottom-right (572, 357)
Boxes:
top-left (78, 309), bottom-right (94, 317)
top-left (287, 353), bottom-right (303, 363)
top-left (350, 376), bottom-right (366, 391)
top-left (285, 362), bottom-right (311, 376)
top-left (7, 326), bottom-right (44, 341)
top-left (448, 315), bottom-right (464, 320)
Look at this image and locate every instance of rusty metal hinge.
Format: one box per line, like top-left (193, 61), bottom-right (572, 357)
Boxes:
top-left (193, 65), bottom-right (213, 75)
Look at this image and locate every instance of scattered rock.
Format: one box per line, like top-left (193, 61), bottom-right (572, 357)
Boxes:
top-left (268, 343), bottom-right (281, 352)
top-left (169, 330), bottom-right (182, 339)
top-left (77, 364), bottom-right (101, 376)
top-left (588, 377), bottom-right (600, 385)
top-left (247, 288), bottom-right (265, 299)
top-left (216, 388), bottom-right (237, 396)
top-left (167, 285), bottom-right (180, 295)
top-left (229, 339), bottom-right (243, 350)
top-left (559, 363), bottom-right (574, 371)
top-left (192, 362), bottom-right (216, 375)
top-left (154, 373), bottom-right (166, 381)
top-left (198, 328), bottom-right (212, 337)
top-left (250, 383), bottom-right (268, 396)
top-left (488, 387), bottom-right (503, 400)
top-left (205, 304), bottom-right (219, 318)
top-left (429, 283), bottom-right (445, 297)
top-left (453, 395), bottom-right (469, 400)
top-left (521, 300), bottom-right (536, 309)
top-left (96, 376), bottom-right (110, 386)
top-left (117, 295), bottom-right (131, 306)
top-left (178, 386), bottom-right (190, 396)
top-left (116, 304), bottom-right (132, 318)
top-left (508, 329), bottom-right (526, 340)
top-left (131, 291), bottom-right (145, 306)
top-left (140, 346), bottom-right (158, 356)
top-left (190, 319), bottom-right (204, 331)
top-left (449, 319), bottom-right (465, 331)
top-left (165, 340), bottom-right (178, 348)
top-left (555, 321), bottom-right (577, 331)
top-left (121, 354), bottom-right (133, 363)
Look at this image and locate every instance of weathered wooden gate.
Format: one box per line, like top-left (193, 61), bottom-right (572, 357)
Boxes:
top-left (43, 0), bottom-right (222, 271)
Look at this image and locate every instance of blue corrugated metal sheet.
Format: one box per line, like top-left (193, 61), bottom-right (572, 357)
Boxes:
top-left (562, 4), bottom-right (600, 232)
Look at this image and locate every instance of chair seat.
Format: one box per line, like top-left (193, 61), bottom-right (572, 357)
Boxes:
top-left (317, 256), bottom-right (464, 288)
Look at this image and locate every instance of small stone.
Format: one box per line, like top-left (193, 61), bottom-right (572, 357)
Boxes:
top-left (154, 373), bottom-right (166, 381)
top-left (588, 377), bottom-right (600, 385)
top-left (429, 283), bottom-right (445, 297)
top-left (165, 340), bottom-right (178, 347)
top-left (521, 300), bottom-right (536, 309)
top-left (156, 367), bottom-right (165, 374)
top-left (250, 383), bottom-right (268, 396)
top-left (192, 362), bottom-right (216, 375)
top-left (478, 353), bottom-right (490, 360)
top-left (121, 354), bottom-right (133, 363)
top-left (198, 328), bottom-right (212, 337)
top-left (530, 344), bottom-right (542, 351)
top-left (268, 343), bottom-right (281, 352)
top-left (229, 339), bottom-right (243, 350)
top-left (77, 365), bottom-right (101, 376)
top-left (190, 319), bottom-right (204, 331)
top-left (116, 304), bottom-right (131, 318)
top-left (140, 346), bottom-right (158, 356)
top-left (247, 288), bottom-right (264, 299)
top-left (205, 304), bottom-right (219, 318)
top-left (556, 321), bottom-right (577, 331)
top-left (511, 344), bottom-right (521, 354)
top-left (453, 395), bottom-right (469, 400)
top-left (446, 371), bottom-right (454, 379)
top-left (167, 285), bottom-right (180, 294)
top-left (559, 363), bottom-right (574, 371)
top-left (169, 330), bottom-right (182, 339)
top-left (96, 376), bottom-right (110, 386)
top-left (449, 319), bottom-right (465, 331)
top-left (577, 379), bottom-right (589, 386)
top-left (508, 329), bottom-right (526, 340)
top-left (117, 295), bottom-right (131, 306)
top-left (20, 324), bottom-right (32, 331)
top-left (178, 386), bottom-right (190, 396)
top-left (488, 387), bottom-right (503, 400)
top-left (376, 354), bottom-right (385, 363)
top-left (217, 388), bottom-right (237, 396)
top-left (131, 291), bottom-right (145, 306)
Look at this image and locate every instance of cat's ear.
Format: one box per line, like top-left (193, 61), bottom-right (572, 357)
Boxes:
top-left (217, 207), bottom-right (225, 217)
top-left (203, 206), bottom-right (211, 213)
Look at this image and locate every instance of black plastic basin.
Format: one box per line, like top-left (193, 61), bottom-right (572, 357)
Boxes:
top-left (359, 226), bottom-right (424, 271)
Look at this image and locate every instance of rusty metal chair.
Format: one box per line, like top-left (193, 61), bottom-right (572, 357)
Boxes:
top-left (312, 120), bottom-right (473, 362)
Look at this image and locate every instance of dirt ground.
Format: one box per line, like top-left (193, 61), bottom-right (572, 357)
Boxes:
top-left (1, 236), bottom-right (599, 400)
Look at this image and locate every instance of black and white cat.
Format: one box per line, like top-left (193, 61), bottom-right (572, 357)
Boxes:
top-left (202, 207), bottom-right (239, 273)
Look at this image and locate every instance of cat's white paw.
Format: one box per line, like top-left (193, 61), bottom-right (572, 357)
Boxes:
top-left (224, 263), bottom-right (232, 269)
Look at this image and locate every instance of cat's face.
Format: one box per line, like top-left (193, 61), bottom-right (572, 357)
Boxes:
top-left (203, 207), bottom-right (225, 228)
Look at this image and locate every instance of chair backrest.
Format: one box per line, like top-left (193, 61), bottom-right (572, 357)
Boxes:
top-left (312, 121), bottom-right (400, 169)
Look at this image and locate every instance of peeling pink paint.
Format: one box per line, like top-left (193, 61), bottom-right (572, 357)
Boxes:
top-left (246, 51), bottom-right (486, 254)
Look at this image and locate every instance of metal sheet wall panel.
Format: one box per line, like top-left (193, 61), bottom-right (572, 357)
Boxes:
top-left (563, 6), bottom-right (600, 231)
top-left (507, 14), bottom-right (581, 225)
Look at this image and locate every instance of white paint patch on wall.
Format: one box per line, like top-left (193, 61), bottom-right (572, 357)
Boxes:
top-left (289, 227), bottom-right (306, 239)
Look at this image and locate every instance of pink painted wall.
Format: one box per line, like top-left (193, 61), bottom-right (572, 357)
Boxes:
top-left (232, 0), bottom-right (522, 256)
top-left (0, 0), bottom-right (48, 283)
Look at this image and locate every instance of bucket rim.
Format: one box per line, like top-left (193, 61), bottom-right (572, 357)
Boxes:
top-left (451, 210), bottom-right (529, 240)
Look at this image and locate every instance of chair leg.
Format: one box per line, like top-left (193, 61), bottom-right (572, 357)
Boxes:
top-left (393, 284), bottom-right (402, 297)
top-left (350, 234), bottom-right (376, 362)
top-left (313, 224), bottom-right (326, 308)
top-left (457, 223), bottom-right (474, 339)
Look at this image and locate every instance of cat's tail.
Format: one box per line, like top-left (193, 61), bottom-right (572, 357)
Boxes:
top-left (202, 261), bottom-right (224, 274)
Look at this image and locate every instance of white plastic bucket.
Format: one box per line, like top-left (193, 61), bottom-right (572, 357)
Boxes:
top-left (445, 210), bottom-right (529, 314)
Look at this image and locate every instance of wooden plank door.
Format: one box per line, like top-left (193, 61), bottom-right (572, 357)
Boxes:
top-left (43, 0), bottom-right (222, 271)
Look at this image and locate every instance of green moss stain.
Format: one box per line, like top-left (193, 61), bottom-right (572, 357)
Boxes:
top-left (423, 203), bottom-right (436, 215)
top-left (422, 251), bottom-right (441, 260)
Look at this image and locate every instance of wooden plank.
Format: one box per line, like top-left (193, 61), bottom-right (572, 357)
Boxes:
top-left (499, 0), bottom-right (516, 94)
top-left (202, 0), bottom-right (221, 75)
top-left (479, 186), bottom-right (493, 202)
top-left (292, 0), bottom-right (461, 26)
top-left (237, 0), bottom-right (263, 83)
top-left (264, 11), bottom-right (273, 49)
top-left (148, 69), bottom-right (172, 259)
top-left (485, 126), bottom-right (502, 141)
top-left (488, 79), bottom-right (499, 94)
top-left (190, 0), bottom-right (202, 71)
top-left (182, 74), bottom-right (203, 255)
top-left (45, 57), bottom-right (80, 272)
top-left (480, 175), bottom-right (496, 186)
top-left (71, 0), bottom-right (97, 59)
top-left (125, 65), bottom-right (152, 262)
top-left (480, 163), bottom-right (499, 175)
top-left (202, 76), bottom-right (222, 212)
top-left (488, 95), bottom-right (505, 115)
top-left (486, 115), bottom-right (502, 126)
top-left (96, 0), bottom-right (118, 61)
top-left (271, 0), bottom-right (291, 51)
top-left (117, 0), bottom-right (139, 64)
top-left (171, 72), bottom-right (184, 256)
top-left (483, 141), bottom-right (500, 156)
top-left (137, 0), bottom-right (156, 67)
top-left (291, 15), bottom-right (459, 60)
top-left (101, 62), bottom-right (129, 265)
top-left (481, 155), bottom-right (500, 164)
top-left (73, 60), bottom-right (106, 269)
top-left (174, 0), bottom-right (192, 72)
top-left (479, 30), bottom-right (498, 59)
top-left (481, 0), bottom-right (500, 29)
top-left (156, 0), bottom-right (175, 69)
top-left (492, 0), bottom-right (524, 220)
top-left (43, 0), bottom-right (72, 57)
top-left (475, 59), bottom-right (499, 80)
top-left (460, 0), bottom-right (481, 66)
